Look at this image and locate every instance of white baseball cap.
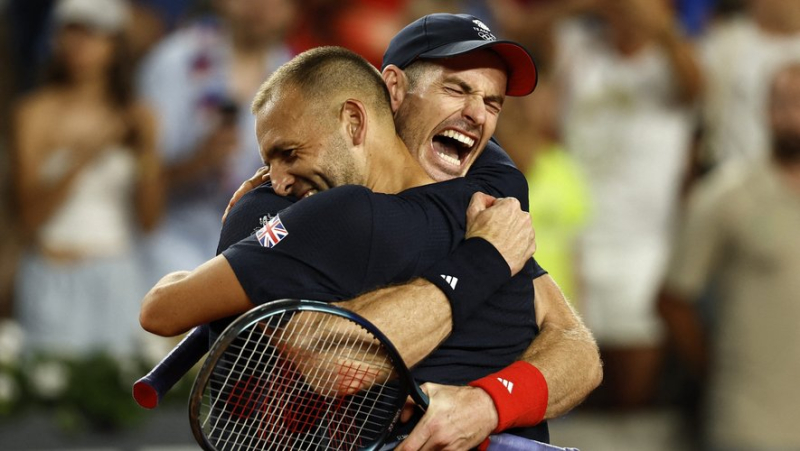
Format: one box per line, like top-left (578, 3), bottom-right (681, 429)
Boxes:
top-left (53, 0), bottom-right (130, 34)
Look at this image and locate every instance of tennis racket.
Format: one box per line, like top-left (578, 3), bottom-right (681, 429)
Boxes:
top-left (189, 298), bottom-right (423, 450)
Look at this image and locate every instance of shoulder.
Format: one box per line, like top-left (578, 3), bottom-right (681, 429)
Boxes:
top-left (13, 88), bottom-right (62, 129)
top-left (467, 140), bottom-right (529, 206)
top-left (280, 185), bottom-right (375, 223)
top-left (15, 88), bottom-right (59, 115)
top-left (217, 184), bottom-right (297, 253)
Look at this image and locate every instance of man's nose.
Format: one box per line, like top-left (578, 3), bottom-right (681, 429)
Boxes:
top-left (462, 95), bottom-right (487, 126)
top-left (270, 167), bottom-right (294, 197)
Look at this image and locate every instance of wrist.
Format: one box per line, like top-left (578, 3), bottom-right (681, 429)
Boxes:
top-left (468, 361), bottom-right (549, 432)
top-left (470, 385), bottom-right (499, 434)
top-left (421, 238), bottom-right (511, 324)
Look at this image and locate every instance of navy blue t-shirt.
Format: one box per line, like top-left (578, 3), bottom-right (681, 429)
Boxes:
top-left (217, 141), bottom-right (549, 442)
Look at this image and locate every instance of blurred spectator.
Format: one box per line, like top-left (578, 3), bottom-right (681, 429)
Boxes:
top-left (659, 63), bottom-right (800, 450)
top-left (287, 0), bottom-right (407, 68)
top-left (125, 2), bottom-right (168, 66)
top-left (137, 0), bottom-right (295, 279)
top-left (490, 0), bottom-right (591, 305)
top-left (555, 0), bottom-right (702, 409)
top-left (11, 0), bottom-right (163, 356)
top-left (699, 0), bottom-right (800, 166)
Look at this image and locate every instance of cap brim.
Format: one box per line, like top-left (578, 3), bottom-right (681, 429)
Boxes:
top-left (419, 40), bottom-right (538, 96)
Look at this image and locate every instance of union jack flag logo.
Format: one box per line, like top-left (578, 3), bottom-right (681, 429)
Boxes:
top-left (256, 215), bottom-right (289, 248)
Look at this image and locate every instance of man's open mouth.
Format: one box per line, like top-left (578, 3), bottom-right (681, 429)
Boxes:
top-left (431, 129), bottom-right (476, 168)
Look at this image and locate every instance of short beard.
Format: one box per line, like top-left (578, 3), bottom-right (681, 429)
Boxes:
top-left (772, 131), bottom-right (800, 165)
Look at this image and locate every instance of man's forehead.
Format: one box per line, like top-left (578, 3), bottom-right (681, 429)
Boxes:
top-left (427, 51), bottom-right (508, 95)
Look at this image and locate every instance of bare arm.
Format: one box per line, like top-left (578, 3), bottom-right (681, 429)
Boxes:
top-left (165, 122), bottom-right (238, 192)
top-left (335, 279), bottom-right (452, 368)
top-left (139, 255), bottom-right (252, 336)
top-left (656, 288), bottom-right (708, 379)
top-left (627, 0), bottom-right (703, 103)
top-left (528, 275), bottom-right (602, 418)
top-left (398, 276), bottom-right (601, 451)
top-left (131, 103), bottom-right (165, 232)
top-left (654, 23), bottom-right (704, 104)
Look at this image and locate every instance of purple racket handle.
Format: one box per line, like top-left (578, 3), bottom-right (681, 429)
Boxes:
top-left (132, 325), bottom-right (210, 409)
top-left (486, 433), bottom-right (579, 451)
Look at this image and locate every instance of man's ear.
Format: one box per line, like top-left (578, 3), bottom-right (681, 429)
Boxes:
top-left (382, 65), bottom-right (408, 114)
top-left (340, 99), bottom-right (367, 146)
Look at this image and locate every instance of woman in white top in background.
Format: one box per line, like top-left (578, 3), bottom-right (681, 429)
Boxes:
top-left (12, 0), bottom-right (163, 357)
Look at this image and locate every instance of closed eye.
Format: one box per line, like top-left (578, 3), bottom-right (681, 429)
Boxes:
top-left (486, 101), bottom-right (502, 115)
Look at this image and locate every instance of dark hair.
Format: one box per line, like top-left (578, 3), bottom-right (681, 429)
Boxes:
top-left (44, 29), bottom-right (134, 108)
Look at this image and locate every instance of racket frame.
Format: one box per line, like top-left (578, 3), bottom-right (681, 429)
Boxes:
top-left (188, 298), bottom-right (427, 451)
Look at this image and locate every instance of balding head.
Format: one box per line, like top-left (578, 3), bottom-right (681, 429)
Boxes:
top-left (252, 46), bottom-right (393, 125)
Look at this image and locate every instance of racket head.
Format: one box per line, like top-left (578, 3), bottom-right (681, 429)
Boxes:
top-left (189, 299), bottom-right (423, 451)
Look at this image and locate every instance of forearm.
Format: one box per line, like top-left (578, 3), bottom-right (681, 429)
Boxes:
top-left (18, 151), bottom-right (96, 233)
top-left (140, 257), bottom-right (252, 336)
top-left (335, 279), bottom-right (452, 367)
top-left (135, 150), bottom-right (165, 232)
top-left (520, 313), bottom-right (601, 418)
top-left (526, 276), bottom-right (601, 419)
top-left (657, 288), bottom-right (708, 378)
top-left (165, 151), bottom-right (214, 190)
top-left (658, 29), bottom-right (704, 104)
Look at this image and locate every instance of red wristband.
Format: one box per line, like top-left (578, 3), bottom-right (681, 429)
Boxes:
top-left (468, 361), bottom-right (548, 433)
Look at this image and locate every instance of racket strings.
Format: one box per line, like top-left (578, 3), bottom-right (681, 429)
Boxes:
top-left (199, 310), bottom-right (401, 451)
top-left (211, 315), bottom-right (285, 450)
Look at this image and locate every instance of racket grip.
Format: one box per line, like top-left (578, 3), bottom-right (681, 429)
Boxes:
top-left (133, 325), bottom-right (210, 409)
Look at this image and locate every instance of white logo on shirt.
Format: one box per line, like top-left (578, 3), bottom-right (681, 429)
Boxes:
top-left (441, 274), bottom-right (458, 290)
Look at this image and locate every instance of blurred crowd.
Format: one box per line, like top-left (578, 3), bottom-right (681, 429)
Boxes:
top-left (0, 0), bottom-right (799, 449)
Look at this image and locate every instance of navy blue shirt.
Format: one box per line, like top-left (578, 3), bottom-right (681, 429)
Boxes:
top-left (217, 141), bottom-right (549, 442)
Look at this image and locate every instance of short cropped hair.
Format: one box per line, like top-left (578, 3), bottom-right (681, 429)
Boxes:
top-left (402, 59), bottom-right (438, 91)
top-left (251, 46), bottom-right (393, 123)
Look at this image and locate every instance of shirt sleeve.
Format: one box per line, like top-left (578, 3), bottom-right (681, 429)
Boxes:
top-left (216, 184), bottom-right (297, 254)
top-left (468, 138), bottom-right (547, 277)
top-left (222, 185), bottom-right (374, 303)
top-left (467, 139), bottom-right (531, 211)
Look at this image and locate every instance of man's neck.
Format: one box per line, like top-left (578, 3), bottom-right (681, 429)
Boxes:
top-left (365, 135), bottom-right (435, 194)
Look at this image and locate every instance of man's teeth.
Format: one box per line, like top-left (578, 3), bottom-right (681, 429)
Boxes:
top-left (440, 129), bottom-right (475, 148)
top-left (303, 189), bottom-right (317, 198)
top-left (437, 151), bottom-right (461, 166)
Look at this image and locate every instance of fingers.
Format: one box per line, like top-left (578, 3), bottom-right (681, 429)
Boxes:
top-left (465, 194), bottom-right (533, 276)
top-left (400, 396), bottom-right (416, 423)
top-left (396, 384), bottom-right (437, 451)
top-left (466, 192), bottom-right (497, 222)
top-left (397, 384), bottom-right (493, 451)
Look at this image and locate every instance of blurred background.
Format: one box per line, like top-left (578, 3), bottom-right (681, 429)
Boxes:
top-left (2, 0), bottom-right (799, 449)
